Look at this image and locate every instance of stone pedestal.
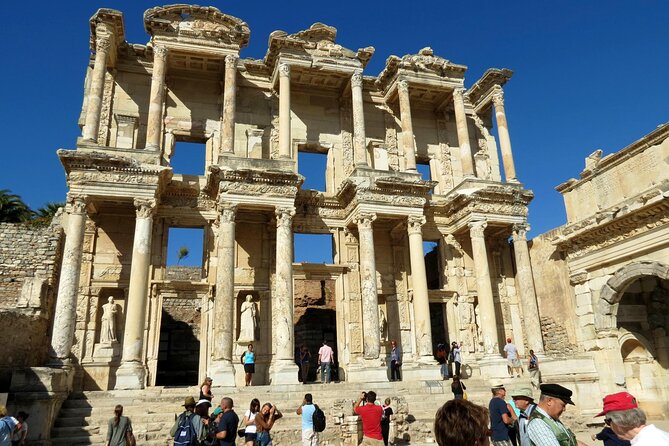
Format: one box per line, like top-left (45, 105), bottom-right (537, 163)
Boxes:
top-left (209, 361), bottom-right (236, 387)
top-left (114, 361), bottom-right (146, 390)
top-left (93, 342), bottom-right (120, 360)
top-left (401, 362), bottom-right (442, 381)
top-left (268, 360), bottom-right (299, 386)
top-left (346, 359), bottom-right (388, 383)
top-left (477, 356), bottom-right (511, 380)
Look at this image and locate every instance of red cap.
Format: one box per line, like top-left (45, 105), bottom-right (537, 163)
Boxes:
top-left (595, 392), bottom-right (638, 417)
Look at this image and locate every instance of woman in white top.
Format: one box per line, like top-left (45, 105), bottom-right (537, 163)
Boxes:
top-left (243, 398), bottom-right (260, 446)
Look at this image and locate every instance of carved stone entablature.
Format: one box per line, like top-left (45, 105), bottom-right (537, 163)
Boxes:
top-left (569, 271), bottom-right (589, 285)
top-left (554, 200), bottom-right (669, 260)
top-left (59, 149), bottom-right (171, 190)
top-left (161, 188), bottom-right (216, 211)
top-left (432, 182), bottom-right (533, 228)
top-left (337, 174), bottom-right (435, 208)
top-left (466, 68), bottom-right (513, 112)
top-left (377, 47), bottom-right (467, 92)
top-left (143, 5), bottom-right (250, 48)
top-left (89, 8), bottom-right (125, 55)
top-left (295, 190), bottom-right (344, 218)
top-left (264, 22), bottom-right (374, 71)
top-left (212, 167), bottom-right (303, 200)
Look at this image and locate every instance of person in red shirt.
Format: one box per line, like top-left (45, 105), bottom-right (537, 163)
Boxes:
top-left (353, 391), bottom-right (384, 445)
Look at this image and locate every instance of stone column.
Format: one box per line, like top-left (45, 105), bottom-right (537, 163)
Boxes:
top-left (49, 195), bottom-right (88, 364)
top-left (270, 206), bottom-right (298, 384)
top-left (351, 70), bottom-right (368, 167)
top-left (468, 220), bottom-right (500, 356)
top-left (82, 35), bottom-right (111, 142)
top-left (512, 224), bottom-right (544, 354)
top-left (407, 216), bottom-right (434, 360)
top-left (221, 55), bottom-right (238, 154)
top-left (146, 45), bottom-right (168, 150)
top-left (213, 205), bottom-right (237, 364)
top-left (397, 80), bottom-right (416, 171)
top-left (354, 213), bottom-right (380, 359)
top-left (115, 199), bottom-right (155, 389)
top-left (453, 88), bottom-right (475, 177)
top-left (492, 90), bottom-right (518, 182)
top-left (278, 63), bottom-right (292, 159)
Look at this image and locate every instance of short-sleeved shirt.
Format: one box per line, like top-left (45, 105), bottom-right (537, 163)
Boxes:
top-left (106, 416), bottom-right (133, 446)
top-left (301, 403), bottom-right (316, 431)
top-left (243, 351), bottom-right (255, 364)
top-left (354, 403), bottom-right (384, 440)
top-left (504, 343), bottom-right (519, 360)
top-left (318, 345), bottom-right (334, 363)
top-left (489, 397), bottom-right (511, 441)
top-left (216, 410), bottom-right (240, 445)
top-left (0, 417), bottom-right (18, 445)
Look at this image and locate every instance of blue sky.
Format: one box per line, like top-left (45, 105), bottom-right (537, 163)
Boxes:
top-left (2, 1), bottom-right (667, 265)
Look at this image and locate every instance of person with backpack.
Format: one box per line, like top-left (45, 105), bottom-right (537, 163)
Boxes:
top-left (354, 391), bottom-right (384, 445)
top-left (171, 396), bottom-right (204, 446)
top-left (297, 393), bottom-right (319, 445)
top-left (255, 402), bottom-right (283, 446)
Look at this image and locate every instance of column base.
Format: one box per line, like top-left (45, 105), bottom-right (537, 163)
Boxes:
top-left (346, 359), bottom-right (388, 383)
top-left (477, 355), bottom-right (510, 380)
top-left (269, 360), bottom-right (299, 385)
top-left (114, 361), bottom-right (146, 390)
top-left (209, 360), bottom-right (237, 387)
top-left (401, 360), bottom-right (442, 382)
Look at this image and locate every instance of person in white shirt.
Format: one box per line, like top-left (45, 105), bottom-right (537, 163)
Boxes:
top-left (596, 391), bottom-right (669, 446)
top-left (318, 340), bottom-right (335, 384)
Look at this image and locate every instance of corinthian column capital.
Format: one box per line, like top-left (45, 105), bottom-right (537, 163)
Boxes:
top-left (452, 87), bottom-right (465, 100)
top-left (275, 206), bottom-right (296, 228)
top-left (153, 45), bottom-right (168, 61)
top-left (218, 203), bottom-right (238, 223)
top-left (492, 89), bottom-right (505, 107)
top-left (66, 194), bottom-right (88, 215)
top-left (353, 212), bottom-right (377, 230)
top-left (95, 35), bottom-right (111, 53)
top-left (407, 215), bottom-right (426, 234)
top-left (133, 198), bottom-right (156, 219)
top-left (278, 63), bottom-right (291, 77)
top-left (225, 54), bottom-right (238, 68)
top-left (468, 220), bottom-right (488, 238)
top-left (351, 70), bottom-right (363, 88)
top-left (397, 79), bottom-right (409, 94)
top-left (512, 223), bottom-right (530, 241)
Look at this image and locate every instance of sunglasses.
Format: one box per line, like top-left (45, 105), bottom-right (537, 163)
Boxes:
top-left (604, 418), bottom-right (612, 426)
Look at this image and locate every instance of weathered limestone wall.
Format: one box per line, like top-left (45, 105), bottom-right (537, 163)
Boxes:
top-left (0, 222), bottom-right (63, 387)
top-left (528, 227), bottom-right (579, 352)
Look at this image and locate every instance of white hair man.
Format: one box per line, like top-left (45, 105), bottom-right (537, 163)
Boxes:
top-left (596, 391), bottom-right (669, 445)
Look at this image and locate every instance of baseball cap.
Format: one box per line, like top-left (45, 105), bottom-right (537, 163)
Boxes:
top-left (595, 392), bottom-right (638, 417)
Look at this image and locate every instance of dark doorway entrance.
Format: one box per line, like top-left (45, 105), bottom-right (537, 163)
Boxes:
top-left (430, 302), bottom-right (449, 355)
top-left (156, 307), bottom-right (200, 386)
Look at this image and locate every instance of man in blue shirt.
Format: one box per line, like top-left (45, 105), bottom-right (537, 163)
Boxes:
top-left (489, 383), bottom-right (514, 446)
top-left (297, 393), bottom-right (318, 445)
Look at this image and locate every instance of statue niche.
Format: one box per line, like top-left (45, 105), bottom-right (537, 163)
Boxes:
top-left (100, 296), bottom-right (118, 344)
top-left (237, 294), bottom-right (258, 342)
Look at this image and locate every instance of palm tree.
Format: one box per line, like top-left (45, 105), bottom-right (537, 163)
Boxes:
top-left (0, 189), bottom-right (33, 223)
top-left (177, 246), bottom-right (190, 264)
top-left (31, 202), bottom-right (65, 226)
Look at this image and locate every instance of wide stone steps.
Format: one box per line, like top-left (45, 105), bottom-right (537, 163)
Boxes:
top-left (51, 378), bottom-right (533, 445)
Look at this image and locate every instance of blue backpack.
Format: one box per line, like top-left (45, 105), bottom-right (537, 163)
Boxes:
top-left (174, 413), bottom-right (198, 446)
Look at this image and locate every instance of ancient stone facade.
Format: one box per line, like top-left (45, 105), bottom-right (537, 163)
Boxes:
top-left (531, 123), bottom-right (669, 417)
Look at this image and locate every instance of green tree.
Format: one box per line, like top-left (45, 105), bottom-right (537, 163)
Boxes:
top-left (177, 246), bottom-right (190, 264)
top-left (0, 189), bottom-right (33, 223)
top-left (31, 202), bottom-right (65, 226)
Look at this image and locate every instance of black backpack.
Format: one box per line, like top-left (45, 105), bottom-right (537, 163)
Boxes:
top-left (312, 404), bottom-right (326, 432)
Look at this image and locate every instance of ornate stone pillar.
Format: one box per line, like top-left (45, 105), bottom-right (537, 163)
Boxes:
top-left (146, 45), bottom-right (168, 150)
top-left (278, 63), bottom-right (292, 159)
top-left (270, 206), bottom-right (299, 384)
top-left (49, 195), bottom-right (88, 364)
top-left (221, 55), bottom-right (238, 154)
top-left (512, 224), bottom-right (544, 354)
top-left (115, 199), bottom-right (156, 389)
top-left (355, 213), bottom-right (380, 359)
top-left (468, 220), bottom-right (500, 356)
top-left (82, 35), bottom-right (111, 142)
top-left (351, 70), bottom-right (368, 167)
top-left (397, 80), bottom-right (417, 171)
top-left (407, 216), bottom-right (434, 360)
top-left (492, 90), bottom-right (518, 182)
top-left (212, 204), bottom-right (237, 372)
top-left (453, 88), bottom-right (475, 177)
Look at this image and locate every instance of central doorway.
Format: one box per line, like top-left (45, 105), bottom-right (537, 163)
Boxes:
top-left (294, 277), bottom-right (338, 383)
top-left (156, 296), bottom-right (201, 386)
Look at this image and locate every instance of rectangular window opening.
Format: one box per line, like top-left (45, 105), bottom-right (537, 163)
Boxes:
top-left (423, 240), bottom-right (441, 290)
top-left (298, 150), bottom-right (328, 192)
top-left (416, 161), bottom-right (431, 181)
top-left (294, 233), bottom-right (334, 264)
top-left (171, 140), bottom-right (207, 176)
top-left (166, 227), bottom-right (205, 278)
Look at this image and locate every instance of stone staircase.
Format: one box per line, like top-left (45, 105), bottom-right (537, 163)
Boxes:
top-left (51, 377), bottom-right (533, 445)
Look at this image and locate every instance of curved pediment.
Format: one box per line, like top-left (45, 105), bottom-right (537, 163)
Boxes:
top-left (377, 47), bottom-right (466, 89)
top-left (144, 4), bottom-right (250, 48)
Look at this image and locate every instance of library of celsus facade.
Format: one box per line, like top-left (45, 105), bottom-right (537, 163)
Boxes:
top-left (46, 5), bottom-right (542, 391)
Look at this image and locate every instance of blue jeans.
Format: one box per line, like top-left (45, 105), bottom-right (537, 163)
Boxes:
top-left (440, 363), bottom-right (449, 378)
top-left (321, 362), bottom-right (331, 383)
top-left (257, 431), bottom-right (272, 446)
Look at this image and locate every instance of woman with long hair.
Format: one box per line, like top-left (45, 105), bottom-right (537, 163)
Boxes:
top-left (451, 375), bottom-right (467, 400)
top-left (242, 344), bottom-right (256, 386)
top-left (255, 402), bottom-right (283, 446)
top-left (199, 376), bottom-right (214, 401)
top-left (105, 404), bottom-right (134, 446)
top-left (243, 398), bottom-right (261, 446)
